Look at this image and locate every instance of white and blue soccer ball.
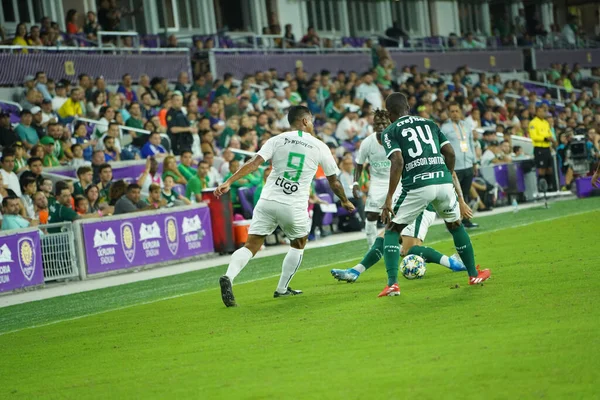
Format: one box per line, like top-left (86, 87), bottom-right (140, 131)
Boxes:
top-left (400, 255), bottom-right (426, 280)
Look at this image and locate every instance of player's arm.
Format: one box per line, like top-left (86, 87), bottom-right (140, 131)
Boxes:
top-left (352, 163), bottom-right (363, 199)
top-left (326, 174), bottom-right (354, 212)
top-left (214, 155), bottom-right (265, 197)
top-left (441, 142), bottom-right (473, 220)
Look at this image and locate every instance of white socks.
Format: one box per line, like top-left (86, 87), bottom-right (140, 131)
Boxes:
top-left (276, 247), bottom-right (304, 294)
top-left (353, 264), bottom-right (366, 273)
top-left (225, 247), bottom-right (253, 283)
top-left (365, 220), bottom-right (378, 247)
top-left (439, 255), bottom-right (451, 269)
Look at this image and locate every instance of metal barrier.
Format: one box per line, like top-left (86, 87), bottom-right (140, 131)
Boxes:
top-left (39, 222), bottom-right (79, 282)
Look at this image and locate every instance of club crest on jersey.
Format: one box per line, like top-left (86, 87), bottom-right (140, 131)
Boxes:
top-left (275, 176), bottom-right (299, 195)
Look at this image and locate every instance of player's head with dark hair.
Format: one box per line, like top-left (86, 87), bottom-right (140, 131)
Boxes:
top-left (373, 110), bottom-right (391, 144)
top-left (287, 105), bottom-right (314, 134)
top-left (385, 92), bottom-right (410, 121)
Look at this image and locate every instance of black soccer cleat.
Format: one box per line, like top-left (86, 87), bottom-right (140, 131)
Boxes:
top-left (273, 287), bottom-right (303, 298)
top-left (219, 276), bottom-right (237, 307)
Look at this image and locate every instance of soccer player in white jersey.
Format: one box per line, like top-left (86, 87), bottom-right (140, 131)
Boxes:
top-left (214, 106), bottom-right (355, 307)
top-left (331, 110), bottom-right (466, 283)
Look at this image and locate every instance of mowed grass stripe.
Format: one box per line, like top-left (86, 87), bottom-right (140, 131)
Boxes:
top-left (0, 199), bottom-right (600, 336)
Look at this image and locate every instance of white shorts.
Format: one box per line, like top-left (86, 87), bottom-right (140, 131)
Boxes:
top-left (392, 184), bottom-right (460, 225)
top-left (365, 181), bottom-right (403, 214)
top-left (248, 199), bottom-right (310, 240)
top-left (401, 209), bottom-right (436, 241)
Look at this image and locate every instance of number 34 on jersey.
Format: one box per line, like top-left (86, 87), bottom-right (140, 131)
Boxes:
top-left (381, 115), bottom-right (453, 190)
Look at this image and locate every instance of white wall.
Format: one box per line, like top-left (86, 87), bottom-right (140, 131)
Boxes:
top-left (276, 0), bottom-right (307, 40)
top-left (430, 0), bottom-right (459, 36)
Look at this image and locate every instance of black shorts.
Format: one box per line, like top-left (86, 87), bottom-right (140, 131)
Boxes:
top-left (534, 147), bottom-right (553, 169)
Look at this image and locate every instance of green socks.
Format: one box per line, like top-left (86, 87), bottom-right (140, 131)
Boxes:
top-left (360, 237), bottom-right (384, 270)
top-left (383, 230), bottom-right (401, 286)
top-left (449, 224), bottom-right (477, 277)
top-left (408, 246), bottom-right (443, 264)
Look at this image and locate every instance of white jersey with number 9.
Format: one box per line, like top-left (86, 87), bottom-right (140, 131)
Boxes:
top-left (257, 130), bottom-right (340, 206)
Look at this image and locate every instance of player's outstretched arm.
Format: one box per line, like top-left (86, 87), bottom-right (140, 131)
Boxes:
top-left (326, 174), bottom-right (355, 212)
top-left (352, 163), bottom-right (364, 199)
top-left (381, 151), bottom-right (403, 224)
top-left (214, 155), bottom-right (265, 197)
top-left (592, 163), bottom-right (600, 188)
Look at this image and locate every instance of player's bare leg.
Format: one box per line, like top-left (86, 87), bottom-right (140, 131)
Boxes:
top-left (219, 234), bottom-right (266, 307)
top-left (274, 236), bottom-right (307, 298)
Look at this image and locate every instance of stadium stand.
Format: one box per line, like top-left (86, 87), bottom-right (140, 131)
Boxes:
top-left (0, 0), bottom-right (599, 289)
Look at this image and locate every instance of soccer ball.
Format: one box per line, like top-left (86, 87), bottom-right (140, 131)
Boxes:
top-left (400, 255), bottom-right (426, 280)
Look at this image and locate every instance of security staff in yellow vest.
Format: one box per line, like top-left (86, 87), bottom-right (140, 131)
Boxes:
top-left (529, 105), bottom-right (557, 191)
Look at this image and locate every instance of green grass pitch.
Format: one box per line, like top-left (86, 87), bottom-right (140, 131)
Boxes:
top-left (1, 198), bottom-right (600, 399)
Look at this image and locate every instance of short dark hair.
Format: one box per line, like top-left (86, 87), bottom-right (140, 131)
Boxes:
top-left (77, 166), bottom-right (93, 177)
top-left (103, 135), bottom-right (114, 144)
top-left (288, 105), bottom-right (312, 125)
top-left (2, 195), bottom-right (19, 208)
top-left (21, 176), bottom-right (36, 191)
top-left (99, 163), bottom-right (112, 173)
top-left (180, 149), bottom-right (193, 157)
top-left (385, 93), bottom-right (410, 116)
top-left (448, 101), bottom-right (460, 109)
top-left (1, 148), bottom-right (16, 162)
top-left (513, 145), bottom-right (522, 153)
top-left (127, 183), bottom-right (141, 192)
top-left (74, 195), bottom-right (87, 209)
top-left (108, 122), bottom-right (120, 129)
top-left (199, 160), bottom-right (209, 167)
top-left (54, 180), bottom-right (69, 196)
top-left (224, 73), bottom-right (233, 81)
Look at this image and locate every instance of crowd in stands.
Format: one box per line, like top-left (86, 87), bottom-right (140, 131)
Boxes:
top-left (1, 47), bottom-right (600, 237)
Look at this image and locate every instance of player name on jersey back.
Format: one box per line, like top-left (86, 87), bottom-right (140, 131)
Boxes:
top-left (257, 130), bottom-right (339, 205)
top-left (381, 115), bottom-right (453, 191)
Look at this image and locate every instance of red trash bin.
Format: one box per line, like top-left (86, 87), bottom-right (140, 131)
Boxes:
top-left (202, 189), bottom-right (236, 254)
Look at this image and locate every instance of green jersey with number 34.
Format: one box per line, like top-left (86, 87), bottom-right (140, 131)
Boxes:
top-left (381, 115), bottom-right (453, 191)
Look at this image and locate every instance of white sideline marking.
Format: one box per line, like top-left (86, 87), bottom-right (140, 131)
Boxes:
top-left (0, 205), bottom-right (595, 337)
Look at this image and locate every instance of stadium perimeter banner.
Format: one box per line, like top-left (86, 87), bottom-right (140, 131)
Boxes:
top-left (213, 50), bottom-right (523, 77)
top-left (79, 204), bottom-right (214, 275)
top-left (0, 52), bottom-right (190, 85)
top-left (0, 228), bottom-right (44, 293)
top-left (534, 49), bottom-right (600, 70)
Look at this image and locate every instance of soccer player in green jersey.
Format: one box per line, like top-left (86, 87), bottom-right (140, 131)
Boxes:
top-left (377, 93), bottom-right (491, 297)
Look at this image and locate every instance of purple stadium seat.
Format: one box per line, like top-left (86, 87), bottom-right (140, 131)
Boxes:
top-left (318, 193), bottom-right (334, 227)
top-left (140, 35), bottom-right (160, 48)
top-left (237, 187), bottom-right (256, 219)
top-left (313, 178), bottom-right (332, 197)
top-left (173, 185), bottom-right (185, 196)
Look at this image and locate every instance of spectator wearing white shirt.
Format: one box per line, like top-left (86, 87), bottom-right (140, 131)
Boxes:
top-left (355, 73), bottom-right (383, 110)
top-left (20, 176), bottom-right (37, 219)
top-left (0, 150), bottom-right (22, 197)
top-left (335, 105), bottom-right (361, 142)
top-left (137, 157), bottom-right (163, 193)
top-left (52, 81), bottom-right (68, 112)
top-left (202, 152), bottom-right (223, 187)
top-left (40, 99), bottom-right (58, 125)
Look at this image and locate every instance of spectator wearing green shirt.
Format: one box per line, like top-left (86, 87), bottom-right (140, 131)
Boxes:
top-left (215, 72), bottom-right (234, 98)
top-left (40, 136), bottom-right (60, 167)
top-left (255, 112), bottom-right (271, 138)
top-left (97, 163), bottom-right (113, 204)
top-left (47, 122), bottom-right (66, 163)
top-left (73, 166), bottom-right (93, 196)
top-left (48, 184), bottom-right (98, 232)
top-left (15, 110), bottom-right (38, 151)
top-left (162, 155), bottom-right (187, 185)
top-left (324, 94), bottom-right (346, 123)
top-left (125, 102), bottom-right (145, 147)
top-left (11, 141), bottom-right (28, 174)
top-left (162, 175), bottom-right (191, 207)
top-left (222, 159), bottom-right (261, 212)
top-left (190, 74), bottom-right (211, 100)
top-left (177, 150), bottom-right (197, 181)
top-left (185, 161), bottom-right (211, 203)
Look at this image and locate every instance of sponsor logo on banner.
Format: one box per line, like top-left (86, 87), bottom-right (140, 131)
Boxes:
top-left (121, 222), bottom-right (136, 263)
top-left (165, 216), bottom-right (179, 256)
top-left (181, 214), bottom-right (206, 250)
top-left (0, 244), bottom-right (13, 285)
top-left (139, 221), bottom-right (161, 258)
top-left (93, 227), bottom-right (118, 265)
top-left (17, 237), bottom-right (36, 281)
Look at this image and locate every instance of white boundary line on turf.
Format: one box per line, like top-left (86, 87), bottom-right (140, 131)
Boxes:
top-left (0, 206), bottom-right (597, 337)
